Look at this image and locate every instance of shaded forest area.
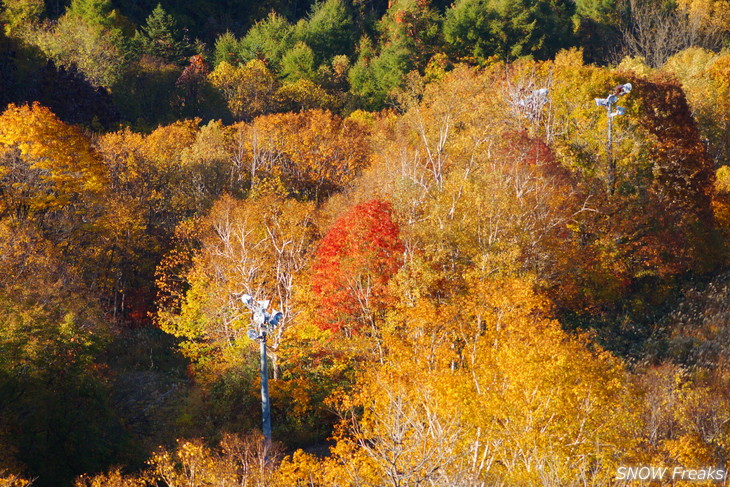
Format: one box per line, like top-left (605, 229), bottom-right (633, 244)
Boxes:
top-left (2, 0), bottom-right (727, 129)
top-left (2, 0), bottom-right (730, 485)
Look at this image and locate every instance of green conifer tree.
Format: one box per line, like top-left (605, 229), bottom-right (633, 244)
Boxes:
top-left (349, 0), bottom-right (441, 109)
top-left (237, 12), bottom-right (295, 71)
top-left (296, 0), bottom-right (355, 65)
top-left (281, 41), bottom-right (317, 82)
top-left (132, 4), bottom-right (192, 65)
top-left (66, 0), bottom-right (115, 28)
top-left (443, 0), bottom-right (498, 62)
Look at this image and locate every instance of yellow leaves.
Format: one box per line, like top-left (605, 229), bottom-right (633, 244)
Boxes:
top-left (0, 472), bottom-right (36, 487)
top-left (96, 128), bottom-right (146, 190)
top-left (631, 364), bottom-right (730, 476)
top-left (74, 468), bottom-right (146, 487)
top-left (663, 49), bottom-right (730, 167)
top-left (161, 272), bottom-right (213, 341)
top-left (661, 434), bottom-right (717, 477)
top-left (99, 118), bottom-right (229, 228)
top-left (1, 0), bottom-right (44, 34)
top-left (312, 272), bottom-right (639, 486)
top-left (142, 119), bottom-right (200, 169)
top-left (617, 55), bottom-right (654, 77)
top-left (156, 193), bottom-right (318, 382)
top-left (181, 120), bottom-right (232, 167)
top-left (271, 375), bottom-right (318, 424)
top-left (249, 110), bottom-right (370, 198)
top-left (677, 0), bottom-right (730, 35)
top-left (664, 47), bottom-right (720, 85)
top-left (147, 440), bottom-right (238, 487)
top-left (275, 449), bottom-right (334, 486)
top-left (0, 103), bottom-right (107, 216)
top-left (74, 434), bottom-right (281, 487)
top-left (395, 64), bottom-right (497, 190)
top-left (276, 78), bottom-right (339, 112)
top-left (209, 60), bottom-right (279, 120)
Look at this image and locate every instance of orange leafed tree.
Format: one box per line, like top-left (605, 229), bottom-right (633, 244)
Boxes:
top-left (249, 109), bottom-right (371, 200)
top-left (311, 199), bottom-right (404, 334)
top-left (0, 102), bottom-right (107, 220)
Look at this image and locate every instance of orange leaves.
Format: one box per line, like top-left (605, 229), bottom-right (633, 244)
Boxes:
top-left (250, 109), bottom-right (371, 200)
top-left (0, 102), bottom-right (107, 217)
top-left (0, 103), bottom-right (133, 312)
top-left (142, 119), bottom-right (200, 169)
top-left (312, 276), bottom-right (637, 487)
top-left (713, 166), bottom-right (730, 251)
top-left (628, 74), bottom-right (717, 270)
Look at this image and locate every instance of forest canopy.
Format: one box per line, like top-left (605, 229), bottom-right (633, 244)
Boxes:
top-left (2, 0), bottom-right (730, 486)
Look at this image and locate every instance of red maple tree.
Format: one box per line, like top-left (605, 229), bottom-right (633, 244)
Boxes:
top-left (311, 200), bottom-right (405, 334)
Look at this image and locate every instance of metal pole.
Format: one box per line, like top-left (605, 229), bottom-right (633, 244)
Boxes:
top-left (607, 103), bottom-right (615, 195)
top-left (260, 331), bottom-right (272, 444)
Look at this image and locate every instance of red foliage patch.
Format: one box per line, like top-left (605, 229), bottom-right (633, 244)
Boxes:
top-left (311, 200), bottom-right (404, 333)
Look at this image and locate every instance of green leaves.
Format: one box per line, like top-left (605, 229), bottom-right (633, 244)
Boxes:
top-left (66, 0), bottom-right (115, 29)
top-left (443, 0), bottom-right (498, 62)
top-left (132, 4), bottom-right (193, 65)
top-left (237, 12), bottom-right (296, 71)
top-left (280, 41), bottom-right (317, 82)
top-left (296, 0), bottom-right (355, 64)
top-left (444, 0), bottom-right (576, 62)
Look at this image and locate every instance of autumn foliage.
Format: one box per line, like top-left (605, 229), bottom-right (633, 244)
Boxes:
top-left (3, 4), bottom-right (730, 481)
top-left (311, 199), bottom-right (404, 333)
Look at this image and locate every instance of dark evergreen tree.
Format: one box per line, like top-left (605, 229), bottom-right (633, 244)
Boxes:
top-left (351, 0), bottom-right (389, 35)
top-left (132, 4), bottom-right (193, 66)
top-left (213, 30), bottom-right (242, 66)
top-left (35, 61), bottom-right (119, 129)
top-left (377, 0), bottom-right (442, 71)
top-left (443, 0), bottom-right (498, 62)
top-left (488, 0), bottom-right (577, 60)
top-left (573, 0), bottom-right (626, 63)
top-left (349, 0), bottom-right (441, 109)
top-left (348, 36), bottom-right (384, 109)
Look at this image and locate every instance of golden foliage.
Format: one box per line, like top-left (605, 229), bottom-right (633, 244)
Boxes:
top-left (249, 110), bottom-right (370, 199)
top-left (209, 60), bottom-right (279, 121)
top-left (0, 102), bottom-right (107, 218)
top-left (276, 79), bottom-right (340, 112)
top-left (664, 48), bottom-right (730, 167)
top-left (282, 277), bottom-right (638, 486)
top-left (157, 194), bottom-right (318, 378)
top-left (74, 468), bottom-right (145, 487)
top-left (0, 472), bottom-right (33, 487)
